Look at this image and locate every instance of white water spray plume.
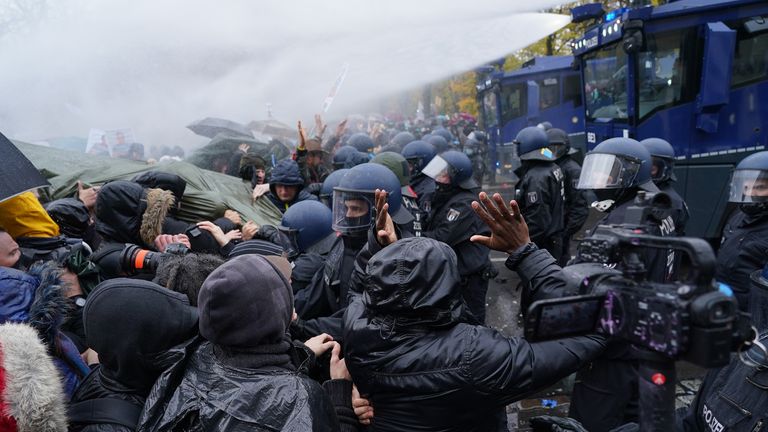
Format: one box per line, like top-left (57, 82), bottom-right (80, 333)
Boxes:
top-left (0, 0), bottom-right (570, 149)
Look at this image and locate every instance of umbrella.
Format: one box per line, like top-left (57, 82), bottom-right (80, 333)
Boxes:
top-left (187, 117), bottom-right (254, 139)
top-left (0, 131), bottom-right (50, 202)
top-left (247, 119), bottom-right (295, 141)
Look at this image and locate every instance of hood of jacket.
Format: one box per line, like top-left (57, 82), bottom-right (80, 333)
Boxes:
top-left (84, 278), bottom-right (198, 394)
top-left (0, 191), bottom-right (60, 238)
top-left (269, 159), bottom-right (305, 191)
top-left (0, 323), bottom-right (68, 432)
top-left (0, 261), bottom-right (70, 348)
top-left (362, 237), bottom-right (464, 328)
top-left (95, 180), bottom-right (175, 247)
top-left (131, 171), bottom-right (187, 208)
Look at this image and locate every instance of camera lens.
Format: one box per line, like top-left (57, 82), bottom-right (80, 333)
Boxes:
top-left (119, 244), bottom-right (162, 275)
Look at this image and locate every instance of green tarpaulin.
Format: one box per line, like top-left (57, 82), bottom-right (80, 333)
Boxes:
top-left (14, 141), bottom-right (283, 226)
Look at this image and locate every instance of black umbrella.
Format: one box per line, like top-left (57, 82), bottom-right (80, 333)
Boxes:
top-left (187, 117), bottom-right (254, 139)
top-left (0, 132), bottom-right (50, 202)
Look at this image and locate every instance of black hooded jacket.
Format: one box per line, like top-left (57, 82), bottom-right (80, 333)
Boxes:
top-left (95, 181), bottom-right (148, 246)
top-left (267, 159), bottom-right (318, 213)
top-left (343, 237), bottom-right (607, 432)
top-left (69, 279), bottom-right (199, 432)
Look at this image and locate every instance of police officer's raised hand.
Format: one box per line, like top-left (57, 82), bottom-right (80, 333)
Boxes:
top-left (470, 192), bottom-right (531, 254)
top-left (375, 189), bottom-right (397, 246)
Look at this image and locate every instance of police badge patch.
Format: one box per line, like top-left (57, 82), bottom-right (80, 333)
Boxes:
top-left (446, 208), bottom-right (461, 222)
top-left (527, 192), bottom-right (538, 204)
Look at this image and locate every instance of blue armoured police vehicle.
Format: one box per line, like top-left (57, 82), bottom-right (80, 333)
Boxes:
top-left (477, 56), bottom-right (584, 177)
top-left (571, 0), bottom-right (768, 240)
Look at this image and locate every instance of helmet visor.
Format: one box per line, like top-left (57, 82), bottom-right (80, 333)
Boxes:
top-left (728, 169), bottom-right (768, 203)
top-left (422, 155), bottom-right (454, 184)
top-left (332, 189), bottom-right (375, 233)
top-left (651, 156), bottom-right (673, 182)
top-left (577, 153), bottom-right (641, 190)
top-left (276, 226), bottom-right (301, 257)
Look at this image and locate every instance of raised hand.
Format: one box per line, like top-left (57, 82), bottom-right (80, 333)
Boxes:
top-left (470, 192), bottom-right (531, 254)
top-left (374, 189), bottom-right (397, 246)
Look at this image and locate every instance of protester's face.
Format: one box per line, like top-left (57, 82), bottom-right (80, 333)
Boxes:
top-left (0, 232), bottom-right (20, 268)
top-left (275, 184), bottom-right (298, 202)
top-left (744, 178), bottom-right (768, 198)
top-left (345, 199), bottom-right (369, 218)
top-left (254, 169), bottom-right (266, 184)
top-left (307, 153), bottom-right (322, 167)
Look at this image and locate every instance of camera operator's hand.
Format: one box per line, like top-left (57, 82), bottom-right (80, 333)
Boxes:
top-left (470, 192), bottom-right (531, 254)
top-left (154, 234), bottom-right (191, 252)
top-left (375, 189), bottom-right (397, 247)
top-left (304, 333), bottom-right (335, 357)
top-left (329, 342), bottom-right (351, 381)
top-left (242, 221), bottom-right (260, 240)
top-left (352, 385), bottom-right (374, 425)
top-left (251, 183), bottom-right (270, 202)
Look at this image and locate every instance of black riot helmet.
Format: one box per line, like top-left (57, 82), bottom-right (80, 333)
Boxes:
top-left (728, 151), bottom-right (768, 216)
top-left (515, 127), bottom-right (556, 162)
top-left (640, 138), bottom-right (677, 184)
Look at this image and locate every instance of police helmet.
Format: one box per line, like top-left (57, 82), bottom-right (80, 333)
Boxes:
top-left (426, 135), bottom-right (451, 154)
top-left (577, 137), bottom-right (657, 192)
top-left (422, 150), bottom-right (476, 189)
top-left (728, 151), bottom-right (768, 204)
top-left (371, 152), bottom-right (416, 198)
top-left (319, 169), bottom-right (349, 209)
top-left (347, 133), bottom-right (375, 154)
top-left (401, 140), bottom-right (436, 175)
top-left (332, 163), bottom-right (413, 234)
top-left (432, 128), bottom-right (454, 143)
top-left (391, 131), bottom-right (416, 149)
top-left (333, 146), bottom-right (361, 169)
top-left (515, 127), bottom-right (555, 161)
top-left (640, 138), bottom-right (677, 183)
top-left (546, 128), bottom-right (571, 159)
top-left (467, 130), bottom-right (487, 145)
top-left (279, 201), bottom-right (334, 254)
top-left (537, 121), bottom-right (553, 131)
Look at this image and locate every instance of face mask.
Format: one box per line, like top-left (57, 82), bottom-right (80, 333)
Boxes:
top-left (740, 202), bottom-right (768, 217)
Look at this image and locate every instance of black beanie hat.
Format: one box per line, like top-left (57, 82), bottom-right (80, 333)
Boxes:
top-left (198, 254), bottom-right (293, 348)
top-left (84, 279), bottom-right (198, 393)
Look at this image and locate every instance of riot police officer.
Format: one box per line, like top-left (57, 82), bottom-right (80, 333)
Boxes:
top-left (716, 151), bottom-right (768, 312)
top-left (402, 139), bottom-right (437, 220)
top-left (421, 150), bottom-right (493, 322)
top-left (548, 128), bottom-right (589, 264)
top-left (293, 163), bottom-right (413, 340)
top-left (570, 137), bottom-right (678, 431)
top-left (677, 264), bottom-right (768, 432)
top-left (372, 151), bottom-right (422, 236)
top-left (641, 137), bottom-right (690, 235)
top-left (514, 126), bottom-right (566, 260)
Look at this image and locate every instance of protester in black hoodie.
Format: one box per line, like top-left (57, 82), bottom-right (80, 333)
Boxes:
top-left (139, 254), bottom-right (357, 431)
top-left (68, 278), bottom-right (199, 431)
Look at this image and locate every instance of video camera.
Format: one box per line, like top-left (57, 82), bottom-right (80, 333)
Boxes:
top-left (118, 243), bottom-right (189, 276)
top-left (524, 191), bottom-right (750, 369)
top-left (524, 191), bottom-right (752, 431)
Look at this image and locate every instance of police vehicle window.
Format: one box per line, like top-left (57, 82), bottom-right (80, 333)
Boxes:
top-left (731, 17), bottom-right (768, 88)
top-left (481, 91), bottom-right (498, 127)
top-left (500, 82), bottom-right (527, 124)
top-left (564, 74), bottom-right (582, 107)
top-left (583, 42), bottom-right (628, 120)
top-left (536, 78), bottom-right (560, 110)
top-left (637, 31), bottom-right (684, 120)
